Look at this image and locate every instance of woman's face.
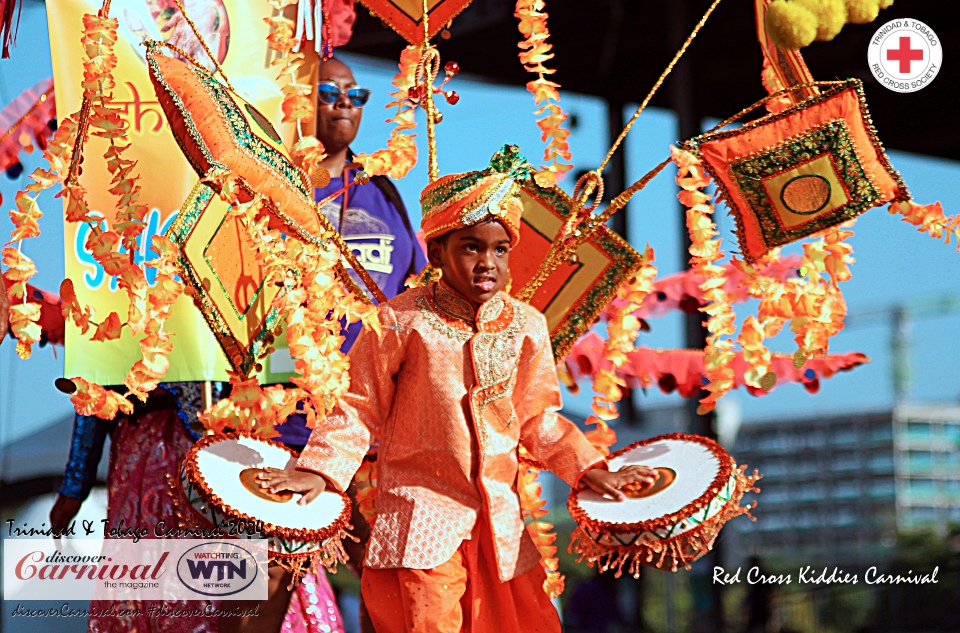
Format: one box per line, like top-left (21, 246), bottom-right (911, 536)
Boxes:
top-left (315, 59), bottom-right (362, 155)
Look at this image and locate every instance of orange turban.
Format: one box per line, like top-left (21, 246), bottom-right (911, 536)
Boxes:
top-left (420, 145), bottom-right (535, 246)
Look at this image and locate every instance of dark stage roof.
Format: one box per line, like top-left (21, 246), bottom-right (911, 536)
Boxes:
top-left (344, 0), bottom-right (958, 161)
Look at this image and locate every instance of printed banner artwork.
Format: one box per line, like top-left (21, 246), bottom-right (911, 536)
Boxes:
top-left (46, 0), bottom-right (304, 383)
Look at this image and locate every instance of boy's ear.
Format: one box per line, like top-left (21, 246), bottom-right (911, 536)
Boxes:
top-left (427, 239), bottom-right (445, 268)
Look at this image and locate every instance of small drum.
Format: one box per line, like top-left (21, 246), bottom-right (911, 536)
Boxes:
top-left (180, 433), bottom-right (351, 579)
top-left (568, 433), bottom-right (761, 576)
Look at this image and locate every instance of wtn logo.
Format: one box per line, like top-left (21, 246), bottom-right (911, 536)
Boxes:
top-left (176, 543), bottom-right (262, 597)
top-left (185, 559), bottom-right (247, 582)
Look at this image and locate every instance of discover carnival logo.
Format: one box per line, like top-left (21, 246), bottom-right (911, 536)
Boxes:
top-left (868, 18), bottom-right (942, 93)
top-left (3, 538), bottom-right (267, 601)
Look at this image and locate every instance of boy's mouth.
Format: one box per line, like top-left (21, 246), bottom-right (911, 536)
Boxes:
top-left (474, 276), bottom-right (497, 292)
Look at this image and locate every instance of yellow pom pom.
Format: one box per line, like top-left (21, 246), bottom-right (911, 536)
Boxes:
top-left (766, 0), bottom-right (818, 49)
top-left (796, 0), bottom-right (847, 42)
top-left (844, 0), bottom-right (880, 24)
top-left (878, 0), bottom-right (894, 8)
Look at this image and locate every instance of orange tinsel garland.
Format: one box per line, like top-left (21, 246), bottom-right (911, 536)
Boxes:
top-left (3, 12), bottom-right (182, 417)
top-left (514, 0), bottom-right (572, 186)
top-left (518, 455), bottom-right (564, 598)
top-left (584, 245), bottom-right (658, 452)
top-left (264, 0), bottom-right (329, 186)
top-left (352, 45), bottom-right (420, 179)
top-left (673, 146), bottom-right (736, 414)
top-left (890, 199), bottom-right (960, 249)
top-left (68, 13), bottom-right (182, 412)
top-left (4, 81), bottom-right (79, 361)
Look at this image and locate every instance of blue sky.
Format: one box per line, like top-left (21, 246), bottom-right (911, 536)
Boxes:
top-left (2, 4), bottom-right (959, 456)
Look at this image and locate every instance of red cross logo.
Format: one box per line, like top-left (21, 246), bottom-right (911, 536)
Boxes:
top-left (886, 36), bottom-right (924, 73)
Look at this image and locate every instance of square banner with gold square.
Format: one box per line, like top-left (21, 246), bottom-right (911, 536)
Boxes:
top-left (509, 184), bottom-right (643, 361)
top-left (693, 81), bottom-right (907, 263)
top-left (166, 182), bottom-right (283, 376)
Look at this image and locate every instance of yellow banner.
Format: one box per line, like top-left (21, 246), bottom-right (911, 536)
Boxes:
top-left (48, 0), bottom-right (300, 383)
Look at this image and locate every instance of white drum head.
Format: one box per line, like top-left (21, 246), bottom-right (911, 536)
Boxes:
top-left (577, 438), bottom-right (723, 525)
top-left (194, 436), bottom-right (346, 532)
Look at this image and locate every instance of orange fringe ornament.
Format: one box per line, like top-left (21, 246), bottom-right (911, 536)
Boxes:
top-left (673, 146), bottom-right (736, 414)
top-left (889, 199), bottom-right (960, 249)
top-left (3, 11), bottom-right (181, 415)
top-left (353, 45), bottom-right (420, 179)
top-left (514, 0), bottom-right (572, 186)
top-left (264, 1), bottom-right (329, 187)
top-left (518, 453), bottom-right (564, 598)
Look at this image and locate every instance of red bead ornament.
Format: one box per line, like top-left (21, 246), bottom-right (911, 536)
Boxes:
top-left (444, 61), bottom-right (459, 75)
top-left (445, 91), bottom-right (460, 105)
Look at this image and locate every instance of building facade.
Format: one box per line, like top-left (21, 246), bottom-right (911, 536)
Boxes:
top-left (732, 404), bottom-right (960, 565)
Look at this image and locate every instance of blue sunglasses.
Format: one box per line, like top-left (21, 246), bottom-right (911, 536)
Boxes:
top-left (317, 81), bottom-right (371, 107)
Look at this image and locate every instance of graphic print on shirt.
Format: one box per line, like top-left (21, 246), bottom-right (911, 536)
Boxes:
top-left (320, 201), bottom-right (396, 288)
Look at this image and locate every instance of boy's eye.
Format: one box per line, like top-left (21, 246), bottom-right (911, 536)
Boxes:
top-left (463, 244), bottom-right (478, 252)
top-left (495, 246), bottom-right (508, 255)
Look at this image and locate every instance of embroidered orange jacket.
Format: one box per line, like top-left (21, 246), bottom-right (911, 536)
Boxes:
top-left (297, 282), bottom-right (604, 582)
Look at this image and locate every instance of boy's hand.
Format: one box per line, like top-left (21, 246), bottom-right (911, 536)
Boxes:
top-left (580, 464), bottom-right (657, 501)
top-left (257, 467), bottom-right (326, 506)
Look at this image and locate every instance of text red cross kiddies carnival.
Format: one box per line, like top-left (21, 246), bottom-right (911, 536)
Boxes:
top-left (887, 36), bottom-right (923, 73)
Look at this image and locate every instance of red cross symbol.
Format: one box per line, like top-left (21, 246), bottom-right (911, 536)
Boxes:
top-left (886, 36), bottom-right (924, 73)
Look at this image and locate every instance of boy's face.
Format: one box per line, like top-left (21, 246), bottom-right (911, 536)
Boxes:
top-left (427, 220), bottom-right (511, 305)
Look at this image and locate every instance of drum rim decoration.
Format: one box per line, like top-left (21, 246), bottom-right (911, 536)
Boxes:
top-left (567, 432), bottom-right (735, 536)
top-left (567, 433), bottom-right (761, 575)
top-left (182, 432), bottom-right (352, 545)
top-left (684, 79), bottom-right (909, 264)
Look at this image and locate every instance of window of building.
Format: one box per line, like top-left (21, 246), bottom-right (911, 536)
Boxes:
top-left (831, 508), bottom-right (857, 526)
top-left (833, 426), bottom-right (858, 444)
top-left (869, 425), bottom-right (893, 442)
top-left (907, 451), bottom-right (934, 469)
top-left (832, 452), bottom-right (859, 471)
top-left (909, 507), bottom-right (938, 525)
top-left (906, 421), bottom-right (933, 437)
top-left (805, 430), bottom-right (827, 448)
top-left (833, 479), bottom-right (859, 498)
top-left (909, 478), bottom-right (936, 496)
top-left (758, 434), bottom-right (789, 452)
top-left (945, 424), bottom-right (960, 444)
top-left (795, 482), bottom-right (826, 500)
top-left (795, 511), bottom-right (818, 529)
top-left (869, 479), bottom-right (895, 497)
top-left (869, 453), bottom-right (894, 472)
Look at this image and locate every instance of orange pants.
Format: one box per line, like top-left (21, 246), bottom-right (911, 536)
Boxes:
top-left (361, 524), bottom-right (561, 633)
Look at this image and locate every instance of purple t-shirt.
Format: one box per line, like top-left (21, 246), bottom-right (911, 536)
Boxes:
top-left (274, 168), bottom-right (426, 446)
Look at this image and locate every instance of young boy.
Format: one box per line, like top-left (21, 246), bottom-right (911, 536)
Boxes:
top-left (260, 146), bottom-right (655, 632)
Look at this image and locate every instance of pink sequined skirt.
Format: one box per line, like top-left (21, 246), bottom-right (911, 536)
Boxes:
top-left (88, 409), bottom-right (344, 633)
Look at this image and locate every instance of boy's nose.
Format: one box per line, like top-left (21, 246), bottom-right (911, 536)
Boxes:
top-left (477, 252), bottom-right (495, 269)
